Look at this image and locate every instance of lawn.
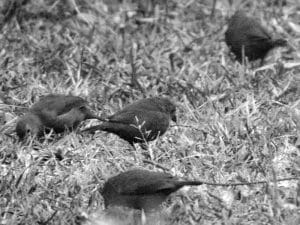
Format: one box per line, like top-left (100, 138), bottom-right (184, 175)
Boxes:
top-left (0, 0), bottom-right (300, 224)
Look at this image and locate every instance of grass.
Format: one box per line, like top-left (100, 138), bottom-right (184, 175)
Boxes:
top-left (1, 0), bottom-right (300, 224)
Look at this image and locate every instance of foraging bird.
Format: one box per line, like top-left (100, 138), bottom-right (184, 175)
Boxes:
top-left (82, 97), bottom-right (176, 146)
top-left (102, 169), bottom-right (203, 212)
top-left (225, 10), bottom-right (287, 64)
top-left (16, 94), bottom-right (100, 139)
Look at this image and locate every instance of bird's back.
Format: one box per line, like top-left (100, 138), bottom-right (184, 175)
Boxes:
top-left (110, 170), bottom-right (178, 194)
top-left (30, 94), bottom-right (87, 116)
top-left (120, 97), bottom-right (169, 114)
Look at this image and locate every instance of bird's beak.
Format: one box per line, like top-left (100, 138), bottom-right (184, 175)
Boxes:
top-left (171, 114), bottom-right (177, 123)
top-left (85, 109), bottom-right (100, 120)
top-left (86, 111), bottom-right (108, 122)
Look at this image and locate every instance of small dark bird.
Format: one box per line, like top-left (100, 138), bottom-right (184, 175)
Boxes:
top-left (102, 169), bottom-right (203, 212)
top-left (16, 94), bottom-right (100, 139)
top-left (82, 97), bottom-right (176, 146)
top-left (225, 10), bottom-right (287, 64)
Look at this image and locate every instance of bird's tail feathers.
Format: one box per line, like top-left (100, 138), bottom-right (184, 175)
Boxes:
top-left (94, 116), bottom-right (109, 122)
top-left (81, 124), bottom-right (106, 133)
top-left (81, 120), bottom-right (131, 134)
top-left (84, 112), bottom-right (108, 121)
top-left (178, 180), bottom-right (203, 187)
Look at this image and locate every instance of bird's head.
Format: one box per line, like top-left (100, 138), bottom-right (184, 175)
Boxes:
top-left (16, 113), bottom-right (43, 140)
top-left (159, 98), bottom-right (177, 123)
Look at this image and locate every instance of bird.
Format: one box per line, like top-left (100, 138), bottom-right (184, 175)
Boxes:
top-left (82, 97), bottom-right (177, 147)
top-left (16, 94), bottom-right (101, 140)
top-left (102, 169), bottom-right (203, 212)
top-left (225, 10), bottom-right (287, 64)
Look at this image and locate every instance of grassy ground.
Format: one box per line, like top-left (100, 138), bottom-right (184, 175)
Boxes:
top-left (1, 0), bottom-right (300, 224)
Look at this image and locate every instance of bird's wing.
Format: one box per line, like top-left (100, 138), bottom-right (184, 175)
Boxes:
top-left (119, 172), bottom-right (177, 195)
top-left (128, 180), bottom-right (178, 195)
top-left (107, 110), bottom-right (170, 133)
top-left (244, 34), bottom-right (272, 49)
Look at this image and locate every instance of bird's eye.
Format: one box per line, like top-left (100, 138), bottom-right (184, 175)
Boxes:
top-left (79, 106), bottom-right (87, 111)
